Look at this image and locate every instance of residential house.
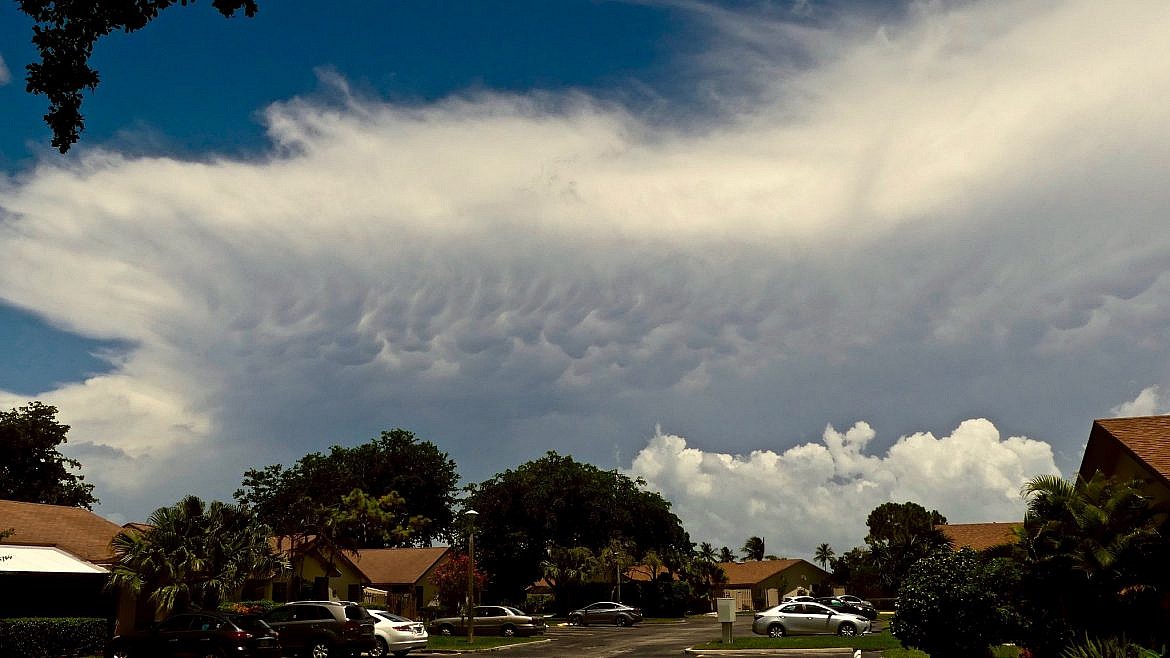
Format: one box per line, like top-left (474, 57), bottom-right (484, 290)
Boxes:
top-left (716, 559), bottom-right (831, 611)
top-left (0, 498), bottom-right (126, 623)
top-left (261, 536), bottom-right (370, 604)
top-left (1079, 415), bottom-right (1170, 504)
top-left (351, 547), bottom-right (450, 619)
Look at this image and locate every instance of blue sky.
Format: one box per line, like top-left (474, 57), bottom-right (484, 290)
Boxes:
top-left (1, 0), bottom-right (1168, 558)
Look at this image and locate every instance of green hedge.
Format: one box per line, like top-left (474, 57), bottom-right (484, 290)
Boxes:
top-left (0, 617), bottom-right (107, 658)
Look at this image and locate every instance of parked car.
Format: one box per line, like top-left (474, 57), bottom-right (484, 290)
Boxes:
top-left (261, 600), bottom-right (376, 657)
top-left (781, 595), bottom-right (818, 604)
top-left (105, 610), bottom-right (282, 658)
top-left (567, 601), bottom-right (643, 627)
top-left (817, 596), bottom-right (878, 620)
top-left (369, 610), bottom-right (428, 657)
top-left (429, 605), bottom-right (546, 637)
top-left (837, 594), bottom-right (876, 608)
top-left (751, 601), bottom-right (871, 638)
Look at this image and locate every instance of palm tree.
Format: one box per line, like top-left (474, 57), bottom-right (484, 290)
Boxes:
top-left (741, 536), bottom-right (765, 561)
top-left (1018, 471), bottom-right (1170, 652)
top-left (814, 543), bottom-right (835, 570)
top-left (719, 546), bottom-right (736, 563)
top-left (698, 542), bottom-right (718, 564)
top-left (108, 496), bottom-right (288, 616)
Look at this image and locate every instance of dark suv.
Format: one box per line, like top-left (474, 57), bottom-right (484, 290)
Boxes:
top-left (262, 601), bottom-right (376, 658)
top-left (105, 611), bottom-right (281, 658)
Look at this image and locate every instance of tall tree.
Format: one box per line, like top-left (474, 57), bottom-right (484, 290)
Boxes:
top-left (236, 428), bottom-right (459, 547)
top-left (718, 546), bottom-right (736, 563)
top-left (741, 536), bottom-right (765, 561)
top-left (814, 543), bottom-right (835, 570)
top-left (464, 452), bottom-right (691, 603)
top-left (697, 542), bottom-right (718, 564)
top-left (540, 546), bottom-right (598, 614)
top-left (864, 501), bottom-right (950, 592)
top-left (108, 496), bottom-right (288, 616)
top-left (18, 0), bottom-right (259, 152)
top-left (0, 401), bottom-right (96, 508)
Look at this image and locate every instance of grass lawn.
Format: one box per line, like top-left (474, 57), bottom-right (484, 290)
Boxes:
top-left (693, 629), bottom-right (904, 651)
top-left (879, 645), bottom-right (1020, 658)
top-left (427, 634), bottom-right (546, 650)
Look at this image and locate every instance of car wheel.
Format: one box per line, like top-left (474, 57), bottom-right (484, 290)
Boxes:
top-left (768, 623), bottom-right (785, 638)
top-left (837, 622), bottom-right (858, 636)
top-left (500, 625), bottom-right (516, 637)
top-left (369, 636), bottom-right (389, 658)
top-left (306, 640), bottom-right (332, 658)
top-left (437, 624), bottom-right (454, 636)
top-left (615, 616), bottom-right (629, 627)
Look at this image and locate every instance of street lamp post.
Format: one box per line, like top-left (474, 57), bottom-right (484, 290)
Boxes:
top-left (465, 509), bottom-right (479, 646)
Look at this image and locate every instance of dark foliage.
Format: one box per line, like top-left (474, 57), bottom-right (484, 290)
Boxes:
top-left (18, 0), bottom-right (259, 152)
top-left (891, 547), bottom-right (1023, 658)
top-left (0, 617), bottom-right (107, 658)
top-left (0, 401), bottom-right (96, 508)
top-left (464, 451), bottom-right (691, 603)
top-left (236, 428), bottom-right (460, 547)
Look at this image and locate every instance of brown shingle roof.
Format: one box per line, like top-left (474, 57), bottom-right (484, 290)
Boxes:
top-left (351, 547), bottom-right (449, 585)
top-left (0, 499), bottom-right (124, 564)
top-left (718, 559), bottom-right (806, 587)
top-left (938, 522), bottom-right (1021, 551)
top-left (1092, 416), bottom-right (1170, 485)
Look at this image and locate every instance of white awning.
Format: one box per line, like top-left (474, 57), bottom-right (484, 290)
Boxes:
top-left (0, 545), bottom-right (109, 574)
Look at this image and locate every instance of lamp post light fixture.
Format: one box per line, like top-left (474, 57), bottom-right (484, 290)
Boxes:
top-left (464, 508), bottom-right (479, 645)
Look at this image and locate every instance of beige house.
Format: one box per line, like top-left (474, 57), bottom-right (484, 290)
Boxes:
top-left (262, 537), bottom-right (371, 604)
top-left (1079, 416), bottom-right (1170, 505)
top-left (351, 547), bottom-right (450, 619)
top-left (716, 559), bottom-right (831, 611)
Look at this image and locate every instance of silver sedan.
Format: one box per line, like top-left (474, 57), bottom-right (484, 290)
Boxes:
top-left (751, 601), bottom-right (871, 638)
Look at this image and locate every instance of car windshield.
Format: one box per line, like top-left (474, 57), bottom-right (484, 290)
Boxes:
top-left (233, 616), bottom-right (272, 632)
top-left (503, 607), bottom-right (525, 616)
top-left (344, 606), bottom-right (371, 620)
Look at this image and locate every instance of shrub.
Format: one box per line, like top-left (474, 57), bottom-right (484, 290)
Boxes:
top-left (891, 548), bottom-right (1023, 658)
top-left (0, 617), bottom-right (107, 658)
top-left (1060, 635), bottom-right (1164, 658)
top-left (217, 599), bottom-right (279, 615)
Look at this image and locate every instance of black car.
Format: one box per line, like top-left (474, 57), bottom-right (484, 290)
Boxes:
top-left (106, 611), bottom-right (281, 658)
top-left (817, 596), bottom-right (877, 620)
top-left (262, 600), bottom-right (376, 658)
top-left (567, 601), bottom-right (643, 627)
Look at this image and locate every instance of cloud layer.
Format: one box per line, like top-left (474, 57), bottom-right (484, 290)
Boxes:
top-left (1, 1), bottom-right (1169, 546)
top-left (629, 419), bottom-right (1059, 553)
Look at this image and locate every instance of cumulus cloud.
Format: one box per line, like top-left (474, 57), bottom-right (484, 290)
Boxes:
top-left (0, 0), bottom-right (1168, 521)
top-left (1111, 386), bottom-right (1169, 417)
top-left (630, 420), bottom-right (1060, 557)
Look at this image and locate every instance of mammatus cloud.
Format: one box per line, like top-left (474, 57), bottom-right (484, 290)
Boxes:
top-left (1111, 386), bottom-right (1169, 418)
top-left (629, 420), bottom-right (1060, 558)
top-left (0, 0), bottom-right (1168, 523)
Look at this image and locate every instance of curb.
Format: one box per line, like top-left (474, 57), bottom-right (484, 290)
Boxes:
top-left (685, 648), bottom-right (860, 656)
top-left (412, 638), bottom-right (553, 653)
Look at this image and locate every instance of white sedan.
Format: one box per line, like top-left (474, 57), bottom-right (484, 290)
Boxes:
top-left (368, 610), bottom-right (428, 657)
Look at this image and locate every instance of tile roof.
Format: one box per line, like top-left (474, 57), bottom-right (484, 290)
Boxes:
top-left (0, 499), bottom-right (124, 564)
top-left (938, 522), bottom-right (1021, 551)
top-left (351, 547), bottom-right (449, 585)
top-left (717, 559), bottom-right (806, 587)
top-left (1092, 416), bottom-right (1170, 485)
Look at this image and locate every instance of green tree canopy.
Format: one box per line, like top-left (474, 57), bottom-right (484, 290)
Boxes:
top-left (18, 0), bottom-right (259, 153)
top-left (891, 547), bottom-right (1023, 658)
top-left (864, 500), bottom-right (950, 592)
top-left (236, 428), bottom-right (459, 547)
top-left (0, 401), bottom-right (96, 508)
top-left (464, 451), bottom-right (691, 603)
top-left (108, 495), bottom-right (288, 616)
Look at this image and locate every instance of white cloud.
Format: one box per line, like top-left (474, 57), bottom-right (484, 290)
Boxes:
top-left (0, 0), bottom-right (1167, 521)
top-left (629, 420), bottom-right (1060, 559)
top-left (1111, 386), bottom-right (1169, 417)
top-left (0, 54), bottom-right (10, 86)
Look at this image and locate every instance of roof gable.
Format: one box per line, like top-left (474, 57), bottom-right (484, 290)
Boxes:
top-left (718, 559), bottom-right (821, 586)
top-left (351, 547), bottom-right (449, 585)
top-left (1089, 416), bottom-right (1170, 486)
top-left (938, 522), bottom-right (1021, 551)
top-left (0, 499), bottom-right (124, 563)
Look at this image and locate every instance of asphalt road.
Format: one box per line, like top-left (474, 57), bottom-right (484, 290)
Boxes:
top-left (441, 616), bottom-right (884, 658)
